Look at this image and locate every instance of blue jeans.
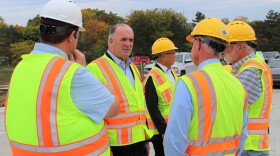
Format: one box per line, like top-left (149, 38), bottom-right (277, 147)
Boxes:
top-left (241, 150), bottom-right (269, 156)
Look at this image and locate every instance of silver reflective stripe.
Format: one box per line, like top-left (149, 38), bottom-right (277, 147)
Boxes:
top-left (97, 58), bottom-right (130, 112)
top-left (249, 118), bottom-right (269, 123)
top-left (87, 142), bottom-right (109, 156)
top-left (248, 130), bottom-right (267, 134)
top-left (206, 147), bottom-right (238, 156)
top-left (114, 111), bottom-right (146, 118)
top-left (107, 120), bottom-right (146, 129)
top-left (261, 71), bottom-right (268, 118)
top-left (36, 57), bottom-right (59, 146)
top-left (50, 61), bottom-right (72, 146)
top-left (118, 129), bottom-right (122, 144)
top-left (201, 70), bottom-right (217, 138)
top-left (148, 125), bottom-right (156, 129)
top-left (189, 134), bottom-right (240, 146)
top-left (128, 128), bottom-right (132, 144)
top-left (187, 74), bottom-right (204, 141)
top-left (10, 127), bottom-right (107, 152)
top-left (259, 135), bottom-right (263, 149)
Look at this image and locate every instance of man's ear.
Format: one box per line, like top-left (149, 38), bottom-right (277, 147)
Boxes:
top-left (68, 31), bottom-right (76, 44)
top-left (109, 37), bottom-right (113, 45)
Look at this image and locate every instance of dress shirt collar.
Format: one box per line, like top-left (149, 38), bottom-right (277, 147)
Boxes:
top-left (156, 61), bottom-right (171, 73)
top-left (198, 58), bottom-right (220, 70)
top-left (31, 43), bottom-right (68, 59)
top-left (107, 50), bottom-right (131, 68)
top-left (232, 52), bottom-right (255, 74)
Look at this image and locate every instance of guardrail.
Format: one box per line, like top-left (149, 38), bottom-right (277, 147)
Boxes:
top-left (0, 85), bottom-right (8, 92)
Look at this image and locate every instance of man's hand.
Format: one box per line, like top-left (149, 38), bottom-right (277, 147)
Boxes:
top-left (68, 49), bottom-right (86, 67)
top-left (145, 142), bottom-right (150, 155)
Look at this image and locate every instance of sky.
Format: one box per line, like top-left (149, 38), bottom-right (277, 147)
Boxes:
top-left (0, 0), bottom-right (279, 26)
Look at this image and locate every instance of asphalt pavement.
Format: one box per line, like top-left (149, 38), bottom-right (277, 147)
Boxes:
top-left (1, 89), bottom-right (279, 156)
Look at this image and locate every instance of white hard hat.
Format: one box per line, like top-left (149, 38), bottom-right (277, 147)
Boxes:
top-left (40, 0), bottom-right (85, 32)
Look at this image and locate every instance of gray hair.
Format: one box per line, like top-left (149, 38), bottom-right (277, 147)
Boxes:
top-left (108, 24), bottom-right (131, 38)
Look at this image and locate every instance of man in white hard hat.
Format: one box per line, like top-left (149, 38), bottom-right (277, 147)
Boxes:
top-left (5, 0), bottom-right (119, 155)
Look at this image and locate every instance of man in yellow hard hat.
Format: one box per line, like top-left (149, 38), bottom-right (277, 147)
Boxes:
top-left (224, 21), bottom-right (273, 156)
top-left (143, 38), bottom-right (178, 156)
top-left (5, 0), bottom-right (120, 155)
top-left (163, 18), bottom-right (248, 156)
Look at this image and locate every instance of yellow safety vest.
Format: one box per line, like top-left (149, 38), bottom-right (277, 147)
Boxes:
top-left (5, 54), bottom-right (110, 156)
top-left (86, 55), bottom-right (153, 146)
top-left (143, 66), bottom-right (178, 134)
top-left (181, 62), bottom-right (247, 155)
top-left (236, 56), bottom-right (273, 151)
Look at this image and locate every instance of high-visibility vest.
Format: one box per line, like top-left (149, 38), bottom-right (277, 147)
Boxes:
top-left (224, 65), bottom-right (233, 73)
top-left (236, 56), bottom-right (273, 151)
top-left (5, 54), bottom-right (110, 156)
top-left (86, 55), bottom-right (153, 146)
top-left (143, 66), bottom-right (178, 134)
top-left (181, 62), bottom-right (247, 155)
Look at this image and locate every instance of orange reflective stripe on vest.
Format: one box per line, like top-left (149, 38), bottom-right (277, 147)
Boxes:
top-left (9, 56), bottom-right (109, 155)
top-left (187, 134), bottom-right (240, 155)
top-left (105, 111), bottom-right (147, 128)
top-left (96, 58), bottom-right (130, 113)
top-left (149, 69), bottom-right (172, 103)
top-left (36, 57), bottom-right (71, 146)
top-left (95, 58), bottom-right (147, 145)
top-left (186, 70), bottom-right (240, 155)
top-left (238, 59), bottom-right (272, 150)
top-left (10, 127), bottom-right (109, 156)
top-left (241, 60), bottom-right (272, 126)
top-left (131, 63), bottom-right (142, 81)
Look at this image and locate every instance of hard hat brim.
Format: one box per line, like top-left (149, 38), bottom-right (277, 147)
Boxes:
top-left (186, 35), bottom-right (194, 43)
top-left (79, 27), bottom-right (85, 32)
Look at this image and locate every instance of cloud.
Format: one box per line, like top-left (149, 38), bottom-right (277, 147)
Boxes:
top-left (0, 0), bottom-right (279, 26)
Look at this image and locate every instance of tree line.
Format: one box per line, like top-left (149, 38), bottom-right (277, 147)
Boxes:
top-left (0, 9), bottom-right (279, 66)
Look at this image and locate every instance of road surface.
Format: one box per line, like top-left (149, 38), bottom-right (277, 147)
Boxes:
top-left (1, 89), bottom-right (279, 156)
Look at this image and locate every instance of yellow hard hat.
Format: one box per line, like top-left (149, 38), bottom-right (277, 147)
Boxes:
top-left (227, 20), bottom-right (256, 42)
top-left (186, 18), bottom-right (229, 44)
top-left (152, 38), bottom-right (178, 55)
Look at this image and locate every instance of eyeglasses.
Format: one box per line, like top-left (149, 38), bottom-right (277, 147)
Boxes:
top-left (194, 38), bottom-right (204, 43)
top-left (164, 52), bottom-right (176, 55)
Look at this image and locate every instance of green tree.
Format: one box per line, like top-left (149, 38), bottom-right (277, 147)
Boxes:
top-left (19, 26), bottom-right (40, 42)
top-left (192, 11), bottom-right (205, 24)
top-left (127, 8), bottom-right (192, 56)
top-left (221, 18), bottom-right (230, 24)
top-left (0, 24), bottom-right (23, 64)
top-left (252, 10), bottom-right (280, 51)
top-left (78, 20), bottom-right (110, 62)
top-left (10, 40), bottom-right (35, 65)
top-left (233, 16), bottom-right (249, 22)
top-left (27, 15), bottom-right (40, 27)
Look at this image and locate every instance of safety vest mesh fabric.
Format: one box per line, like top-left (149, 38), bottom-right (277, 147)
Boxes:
top-left (86, 55), bottom-right (153, 146)
top-left (181, 62), bottom-right (247, 156)
top-left (143, 66), bottom-right (178, 134)
top-left (5, 54), bottom-right (110, 156)
top-left (236, 57), bottom-right (273, 151)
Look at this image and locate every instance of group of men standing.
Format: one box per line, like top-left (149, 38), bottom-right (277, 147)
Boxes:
top-left (4, 0), bottom-right (273, 156)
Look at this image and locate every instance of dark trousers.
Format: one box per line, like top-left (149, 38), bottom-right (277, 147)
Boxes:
top-left (151, 135), bottom-right (165, 156)
top-left (111, 141), bottom-right (148, 156)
